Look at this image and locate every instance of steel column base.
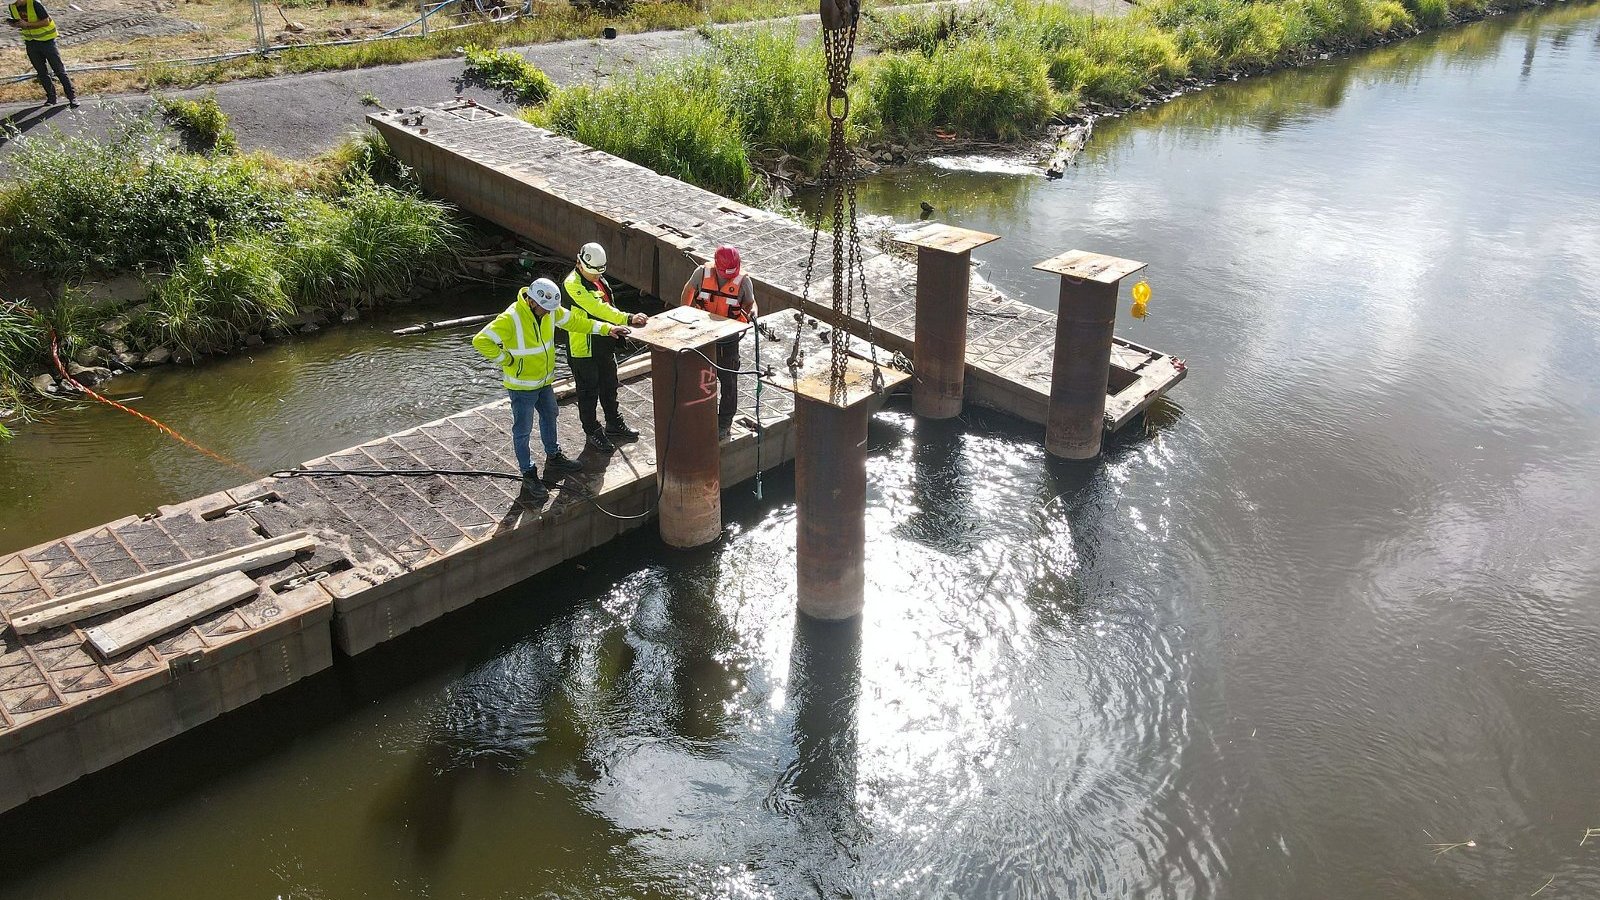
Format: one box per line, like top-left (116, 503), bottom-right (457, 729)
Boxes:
top-left (651, 347), bottom-right (722, 548)
top-left (795, 395), bottom-right (869, 620)
top-left (911, 246), bottom-right (971, 420)
top-left (1045, 279), bottom-right (1118, 460)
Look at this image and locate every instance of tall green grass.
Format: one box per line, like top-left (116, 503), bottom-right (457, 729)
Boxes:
top-left (157, 91), bottom-right (240, 154)
top-left (0, 118), bottom-right (465, 407)
top-left (143, 185), bottom-right (463, 355)
top-left (861, 36), bottom-right (1055, 140)
top-left (462, 44), bottom-right (556, 105)
top-left (529, 68), bottom-right (757, 199)
top-left (0, 118), bottom-right (292, 275)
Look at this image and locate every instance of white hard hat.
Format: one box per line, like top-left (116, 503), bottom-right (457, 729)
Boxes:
top-left (528, 278), bottom-right (561, 311)
top-left (577, 242), bottom-right (607, 274)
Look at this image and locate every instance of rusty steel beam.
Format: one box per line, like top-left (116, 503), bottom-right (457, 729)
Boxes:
top-left (794, 395), bottom-right (870, 619)
top-left (650, 347), bottom-right (723, 548)
top-left (901, 225), bottom-right (999, 419)
top-left (912, 246), bottom-right (972, 419)
top-left (1044, 277), bottom-right (1118, 459)
top-left (1035, 251), bottom-right (1147, 460)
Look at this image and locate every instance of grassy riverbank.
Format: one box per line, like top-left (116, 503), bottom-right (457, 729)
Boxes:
top-left (512, 0), bottom-right (1558, 201)
top-left (0, 114), bottom-right (463, 428)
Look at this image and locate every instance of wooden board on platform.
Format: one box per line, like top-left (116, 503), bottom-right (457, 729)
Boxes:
top-left (84, 571), bottom-right (261, 659)
top-left (7, 532), bottom-right (316, 636)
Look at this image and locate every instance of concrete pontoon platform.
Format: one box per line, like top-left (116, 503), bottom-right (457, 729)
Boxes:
top-left (368, 100), bottom-right (1186, 432)
top-left (0, 314), bottom-right (813, 813)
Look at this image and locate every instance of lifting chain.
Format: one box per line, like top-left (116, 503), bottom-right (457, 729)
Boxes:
top-left (789, 0), bottom-right (884, 403)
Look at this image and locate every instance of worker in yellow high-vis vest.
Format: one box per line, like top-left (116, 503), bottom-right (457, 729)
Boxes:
top-left (560, 242), bottom-right (649, 453)
top-left (473, 277), bottom-right (632, 501)
top-left (6, 0), bottom-right (76, 108)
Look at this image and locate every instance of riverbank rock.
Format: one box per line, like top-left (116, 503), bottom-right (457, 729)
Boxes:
top-left (74, 346), bottom-right (106, 368)
top-left (115, 351), bottom-right (142, 369)
top-left (139, 347), bottom-right (172, 367)
top-left (244, 334), bottom-right (265, 348)
top-left (340, 308), bottom-right (360, 323)
top-left (300, 323), bottom-right (320, 334)
top-left (68, 363), bottom-right (113, 386)
top-left (30, 373), bottom-right (60, 396)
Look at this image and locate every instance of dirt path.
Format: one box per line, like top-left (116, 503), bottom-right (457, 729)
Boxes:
top-left (0, 0), bottom-right (1127, 163)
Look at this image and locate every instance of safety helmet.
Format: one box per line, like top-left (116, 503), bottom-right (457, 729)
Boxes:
top-left (577, 242), bottom-right (608, 275)
top-left (527, 278), bottom-right (562, 311)
top-left (714, 245), bottom-right (741, 279)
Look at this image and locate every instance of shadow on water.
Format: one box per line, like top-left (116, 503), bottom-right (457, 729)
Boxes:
top-left (899, 414), bottom-right (980, 553)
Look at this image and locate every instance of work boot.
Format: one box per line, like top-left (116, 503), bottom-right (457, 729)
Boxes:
top-left (604, 419), bottom-right (640, 441)
top-left (718, 416), bottom-right (734, 440)
top-left (546, 451), bottom-right (584, 475)
top-left (520, 469), bottom-right (549, 503)
top-left (586, 429), bottom-right (616, 453)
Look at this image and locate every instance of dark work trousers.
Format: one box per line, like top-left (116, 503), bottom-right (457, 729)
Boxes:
top-left (569, 333), bottom-right (621, 435)
top-left (25, 39), bottom-right (74, 104)
top-left (716, 335), bottom-right (743, 426)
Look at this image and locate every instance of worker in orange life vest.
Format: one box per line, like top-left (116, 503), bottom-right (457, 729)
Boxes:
top-left (680, 245), bottom-right (756, 438)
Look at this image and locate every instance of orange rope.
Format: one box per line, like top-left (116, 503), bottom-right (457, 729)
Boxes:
top-left (48, 329), bottom-right (260, 478)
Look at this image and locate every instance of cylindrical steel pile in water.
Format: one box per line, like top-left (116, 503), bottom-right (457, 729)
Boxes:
top-left (650, 347), bottom-right (722, 548)
top-left (794, 395), bottom-right (869, 619)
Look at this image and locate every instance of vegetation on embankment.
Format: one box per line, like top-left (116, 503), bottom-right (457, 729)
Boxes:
top-left (0, 0), bottom-right (818, 105)
top-left (0, 115), bottom-right (465, 430)
top-left (509, 0), bottom-right (1564, 202)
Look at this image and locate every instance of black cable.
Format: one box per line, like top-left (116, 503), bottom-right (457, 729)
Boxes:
top-left (272, 339), bottom-right (746, 525)
top-left (273, 467), bottom-right (520, 481)
top-left (271, 466), bottom-right (656, 521)
top-left (687, 344), bottom-right (767, 377)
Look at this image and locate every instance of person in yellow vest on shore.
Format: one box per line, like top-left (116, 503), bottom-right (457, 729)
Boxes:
top-left (680, 245), bottom-right (757, 438)
top-left (560, 242), bottom-right (648, 453)
top-left (473, 277), bottom-right (631, 501)
top-left (6, 0), bottom-right (76, 108)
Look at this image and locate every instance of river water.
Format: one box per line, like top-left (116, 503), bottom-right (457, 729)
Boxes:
top-left (3, 6), bottom-right (1600, 898)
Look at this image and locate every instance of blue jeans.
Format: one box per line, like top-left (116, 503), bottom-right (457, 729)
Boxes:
top-left (509, 387), bottom-right (559, 474)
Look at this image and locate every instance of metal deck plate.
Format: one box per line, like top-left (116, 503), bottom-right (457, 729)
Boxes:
top-left (895, 223), bottom-right (1001, 255)
top-left (1034, 250), bottom-right (1147, 284)
top-left (761, 349), bottom-right (911, 409)
top-left (632, 305), bottom-right (750, 352)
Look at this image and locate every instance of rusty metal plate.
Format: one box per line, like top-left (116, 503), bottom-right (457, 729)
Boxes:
top-left (632, 305), bottom-right (750, 352)
top-left (895, 223), bottom-right (1001, 255)
top-left (761, 349), bottom-right (910, 409)
top-left (1033, 250), bottom-right (1147, 284)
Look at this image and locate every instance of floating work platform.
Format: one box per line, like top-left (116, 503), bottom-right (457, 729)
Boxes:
top-left (0, 316), bottom-right (819, 814)
top-left (368, 101), bottom-right (1185, 432)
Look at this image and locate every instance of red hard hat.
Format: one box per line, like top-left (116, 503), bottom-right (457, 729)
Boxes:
top-left (714, 245), bottom-right (741, 279)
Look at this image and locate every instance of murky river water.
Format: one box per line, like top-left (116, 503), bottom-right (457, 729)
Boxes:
top-left (4, 6), bottom-right (1600, 897)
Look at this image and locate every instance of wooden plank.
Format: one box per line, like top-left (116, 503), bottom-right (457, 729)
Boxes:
top-left (84, 572), bottom-right (260, 659)
top-left (7, 532), bottom-right (316, 636)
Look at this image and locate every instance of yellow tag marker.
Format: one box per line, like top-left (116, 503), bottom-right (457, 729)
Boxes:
top-left (1130, 280), bottom-right (1151, 319)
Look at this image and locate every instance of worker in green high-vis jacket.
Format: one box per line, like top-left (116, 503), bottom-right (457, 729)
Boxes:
top-left (560, 242), bottom-right (649, 453)
top-left (6, 0), bottom-right (76, 108)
